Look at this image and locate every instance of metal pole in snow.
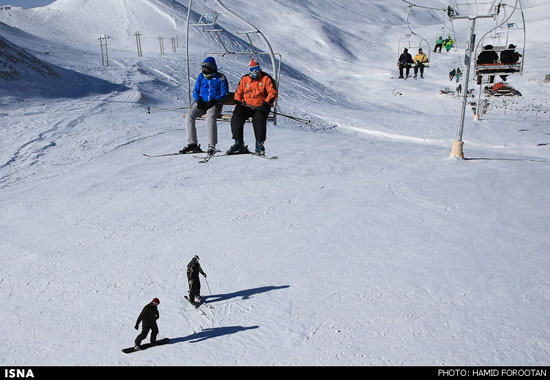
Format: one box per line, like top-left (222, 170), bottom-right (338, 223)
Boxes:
top-left (99, 36), bottom-right (105, 66)
top-left (450, 17), bottom-right (476, 159)
top-left (104, 36), bottom-right (110, 67)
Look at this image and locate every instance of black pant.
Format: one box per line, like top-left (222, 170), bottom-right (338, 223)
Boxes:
top-left (414, 63), bottom-right (425, 76)
top-left (434, 44), bottom-right (442, 53)
top-left (398, 63), bottom-right (410, 78)
top-left (189, 277), bottom-right (201, 302)
top-left (135, 322), bottom-right (158, 346)
top-left (231, 104), bottom-right (269, 142)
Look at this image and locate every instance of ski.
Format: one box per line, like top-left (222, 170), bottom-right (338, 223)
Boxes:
top-left (252, 153), bottom-right (279, 160)
top-left (143, 151), bottom-right (203, 158)
top-left (198, 155), bottom-right (215, 164)
top-left (193, 152), bottom-right (278, 163)
top-left (184, 296), bottom-right (209, 317)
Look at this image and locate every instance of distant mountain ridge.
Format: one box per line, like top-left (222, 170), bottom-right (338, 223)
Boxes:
top-left (0, 33), bottom-right (57, 80)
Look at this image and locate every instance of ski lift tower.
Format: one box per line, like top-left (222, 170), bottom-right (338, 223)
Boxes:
top-left (448, 1), bottom-right (502, 159)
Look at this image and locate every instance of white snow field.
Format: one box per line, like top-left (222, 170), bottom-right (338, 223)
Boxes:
top-left (1, 0), bottom-right (549, 366)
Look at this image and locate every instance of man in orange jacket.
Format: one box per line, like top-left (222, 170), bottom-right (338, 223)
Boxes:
top-left (227, 59), bottom-right (278, 156)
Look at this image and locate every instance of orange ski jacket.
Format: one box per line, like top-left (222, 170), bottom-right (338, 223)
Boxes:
top-left (234, 72), bottom-right (278, 108)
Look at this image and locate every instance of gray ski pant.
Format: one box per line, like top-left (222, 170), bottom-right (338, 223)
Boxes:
top-left (185, 104), bottom-right (222, 146)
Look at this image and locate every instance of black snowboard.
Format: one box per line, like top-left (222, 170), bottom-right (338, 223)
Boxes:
top-left (122, 337), bottom-right (170, 354)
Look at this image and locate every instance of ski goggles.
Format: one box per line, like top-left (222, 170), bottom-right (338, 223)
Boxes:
top-left (202, 66), bottom-right (214, 74)
top-left (249, 66), bottom-right (260, 73)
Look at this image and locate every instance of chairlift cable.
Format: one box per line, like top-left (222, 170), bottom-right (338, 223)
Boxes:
top-left (404, 5), bottom-right (432, 57)
top-left (400, 0), bottom-right (446, 12)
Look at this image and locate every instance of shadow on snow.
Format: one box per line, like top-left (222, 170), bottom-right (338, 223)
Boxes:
top-left (168, 326), bottom-right (259, 344)
top-left (202, 285), bottom-right (290, 304)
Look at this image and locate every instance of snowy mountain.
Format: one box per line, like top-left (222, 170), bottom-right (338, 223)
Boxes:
top-left (0, 24), bottom-right (122, 97)
top-left (1, 0), bottom-right (549, 366)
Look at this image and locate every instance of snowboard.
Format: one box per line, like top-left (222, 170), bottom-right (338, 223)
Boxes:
top-left (121, 337), bottom-right (170, 354)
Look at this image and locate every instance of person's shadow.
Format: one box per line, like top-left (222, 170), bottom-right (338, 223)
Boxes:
top-left (202, 285), bottom-right (290, 304)
top-left (168, 326), bottom-right (259, 344)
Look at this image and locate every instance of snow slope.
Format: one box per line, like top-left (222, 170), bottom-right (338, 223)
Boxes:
top-left (0, 0), bottom-right (549, 366)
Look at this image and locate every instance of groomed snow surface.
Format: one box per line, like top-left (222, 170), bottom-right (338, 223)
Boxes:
top-left (0, 0), bottom-right (549, 366)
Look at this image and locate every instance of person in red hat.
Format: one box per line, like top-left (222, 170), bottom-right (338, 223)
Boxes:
top-left (227, 59), bottom-right (278, 156)
top-left (133, 298), bottom-right (160, 350)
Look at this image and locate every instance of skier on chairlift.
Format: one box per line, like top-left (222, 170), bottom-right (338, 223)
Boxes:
top-left (180, 57), bottom-right (229, 157)
top-left (477, 45), bottom-right (499, 84)
top-left (433, 36), bottom-right (444, 53)
top-left (398, 48), bottom-right (413, 79)
top-left (413, 48), bottom-right (428, 79)
top-left (227, 59), bottom-right (278, 156)
top-left (499, 44), bottom-right (522, 81)
top-left (443, 35), bottom-right (454, 52)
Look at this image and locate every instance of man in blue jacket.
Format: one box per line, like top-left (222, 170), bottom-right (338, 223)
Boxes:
top-left (180, 57), bottom-right (229, 156)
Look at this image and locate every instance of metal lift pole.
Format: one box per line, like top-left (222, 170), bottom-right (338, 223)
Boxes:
top-left (450, 16), bottom-right (476, 159)
top-left (186, 0), bottom-right (193, 107)
top-left (213, 0), bottom-right (279, 85)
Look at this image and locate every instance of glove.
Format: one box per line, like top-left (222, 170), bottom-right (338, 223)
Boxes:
top-left (134, 324), bottom-right (139, 330)
top-left (259, 101), bottom-right (271, 113)
top-left (205, 100), bottom-right (216, 109)
top-left (196, 99), bottom-right (207, 110)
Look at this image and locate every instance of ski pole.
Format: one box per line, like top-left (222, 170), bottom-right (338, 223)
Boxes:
top-left (270, 110), bottom-right (311, 125)
top-left (204, 277), bottom-right (212, 295)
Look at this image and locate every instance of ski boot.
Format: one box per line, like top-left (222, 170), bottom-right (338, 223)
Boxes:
top-left (179, 143), bottom-right (203, 154)
top-left (226, 140), bottom-right (249, 155)
top-left (207, 144), bottom-right (216, 157)
top-left (255, 141), bottom-right (265, 156)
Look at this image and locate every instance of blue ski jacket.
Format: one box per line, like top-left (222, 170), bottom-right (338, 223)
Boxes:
top-left (193, 58), bottom-right (229, 103)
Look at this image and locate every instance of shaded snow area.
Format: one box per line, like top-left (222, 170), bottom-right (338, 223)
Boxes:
top-left (0, 0), bottom-right (549, 366)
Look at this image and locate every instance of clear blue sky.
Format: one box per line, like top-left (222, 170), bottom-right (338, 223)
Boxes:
top-left (0, 0), bottom-right (55, 8)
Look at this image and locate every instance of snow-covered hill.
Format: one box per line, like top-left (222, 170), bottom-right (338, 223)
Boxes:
top-left (0, 0), bottom-right (549, 366)
top-left (0, 25), bottom-right (122, 97)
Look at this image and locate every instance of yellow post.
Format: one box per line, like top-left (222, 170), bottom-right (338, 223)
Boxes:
top-left (449, 140), bottom-right (464, 159)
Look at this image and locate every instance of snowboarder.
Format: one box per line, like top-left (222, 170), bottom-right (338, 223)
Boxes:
top-left (413, 48), bottom-right (428, 79)
top-left (433, 36), bottom-right (444, 53)
top-left (227, 59), bottom-right (278, 156)
top-left (187, 255), bottom-right (207, 303)
top-left (397, 48), bottom-right (413, 79)
top-left (134, 298), bottom-right (160, 350)
top-left (180, 57), bottom-right (229, 156)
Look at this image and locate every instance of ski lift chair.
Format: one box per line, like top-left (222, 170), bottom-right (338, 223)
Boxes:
top-left (185, 91), bottom-right (277, 123)
top-left (186, 2), bottom-right (281, 125)
top-left (396, 4), bottom-right (433, 75)
top-left (475, 44), bottom-right (522, 87)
